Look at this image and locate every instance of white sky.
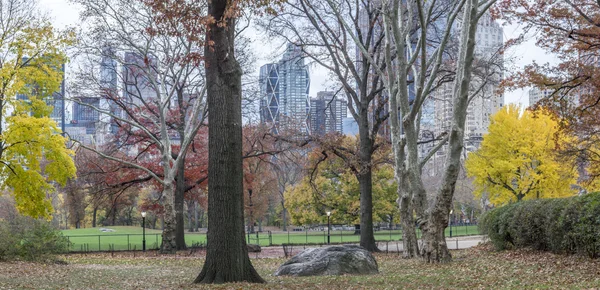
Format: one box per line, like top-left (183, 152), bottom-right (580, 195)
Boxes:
top-left (40, 0), bottom-right (556, 108)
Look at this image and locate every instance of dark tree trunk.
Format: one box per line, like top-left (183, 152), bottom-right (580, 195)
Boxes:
top-left (281, 201), bottom-right (287, 231)
top-left (195, 202), bottom-right (200, 231)
top-left (357, 170), bottom-right (378, 252)
top-left (356, 114), bottom-right (379, 252)
top-left (92, 207), bottom-right (97, 228)
top-left (111, 205), bottom-right (117, 225)
top-left (175, 156), bottom-right (187, 250)
top-left (188, 201), bottom-right (194, 232)
top-left (194, 0), bottom-right (264, 284)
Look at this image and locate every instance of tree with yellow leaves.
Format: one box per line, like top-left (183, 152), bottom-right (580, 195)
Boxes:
top-left (0, 0), bottom-right (76, 219)
top-left (285, 155), bottom-right (398, 227)
top-left (465, 105), bottom-right (578, 206)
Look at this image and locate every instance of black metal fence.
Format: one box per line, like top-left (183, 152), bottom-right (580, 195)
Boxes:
top-left (65, 234), bottom-right (162, 252)
top-left (64, 222), bottom-right (479, 252)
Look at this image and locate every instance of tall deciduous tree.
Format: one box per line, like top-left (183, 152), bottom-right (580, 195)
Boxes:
top-left (0, 0), bottom-right (76, 219)
top-left (285, 155), bottom-right (398, 227)
top-left (194, 0), bottom-right (265, 284)
top-left (262, 0), bottom-right (389, 251)
top-left (496, 0), bottom-right (600, 187)
top-left (72, 0), bottom-right (207, 253)
top-left (466, 105), bottom-right (578, 204)
top-left (333, 0), bottom-right (501, 261)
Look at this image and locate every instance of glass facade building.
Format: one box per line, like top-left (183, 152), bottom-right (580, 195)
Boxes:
top-left (259, 43), bottom-right (310, 135)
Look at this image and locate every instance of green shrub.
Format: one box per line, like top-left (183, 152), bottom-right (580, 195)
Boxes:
top-left (0, 216), bottom-right (70, 261)
top-left (480, 192), bottom-right (600, 258)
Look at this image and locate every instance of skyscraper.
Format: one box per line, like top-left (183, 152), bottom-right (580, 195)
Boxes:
top-left (433, 12), bottom-right (504, 155)
top-left (310, 91), bottom-right (348, 135)
top-left (259, 43), bottom-right (310, 134)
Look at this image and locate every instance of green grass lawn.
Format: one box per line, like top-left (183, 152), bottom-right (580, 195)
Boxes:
top-left (0, 245), bottom-right (598, 289)
top-left (63, 225), bottom-right (480, 252)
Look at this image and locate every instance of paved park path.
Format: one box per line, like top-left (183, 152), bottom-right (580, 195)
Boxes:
top-left (375, 235), bottom-right (485, 253)
top-left (256, 235), bottom-right (486, 258)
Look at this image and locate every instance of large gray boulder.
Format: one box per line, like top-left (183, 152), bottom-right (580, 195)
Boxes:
top-left (274, 245), bottom-right (378, 276)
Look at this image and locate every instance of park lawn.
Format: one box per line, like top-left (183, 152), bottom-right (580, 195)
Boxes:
top-left (62, 226), bottom-right (162, 236)
top-left (63, 225), bottom-right (480, 251)
top-left (0, 244), bottom-right (598, 289)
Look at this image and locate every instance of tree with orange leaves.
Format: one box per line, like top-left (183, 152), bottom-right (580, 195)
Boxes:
top-left (495, 0), bottom-right (600, 188)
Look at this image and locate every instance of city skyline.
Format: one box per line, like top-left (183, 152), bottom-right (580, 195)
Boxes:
top-left (40, 0), bottom-right (554, 110)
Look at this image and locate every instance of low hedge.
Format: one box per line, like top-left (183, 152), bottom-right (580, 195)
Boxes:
top-left (480, 192), bottom-right (600, 258)
top-left (0, 216), bottom-right (70, 261)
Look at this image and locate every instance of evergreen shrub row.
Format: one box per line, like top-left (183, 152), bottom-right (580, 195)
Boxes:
top-left (479, 192), bottom-right (600, 258)
top-left (0, 216), bottom-right (69, 261)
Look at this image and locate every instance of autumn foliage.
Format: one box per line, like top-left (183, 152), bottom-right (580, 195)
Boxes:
top-left (466, 105), bottom-right (578, 205)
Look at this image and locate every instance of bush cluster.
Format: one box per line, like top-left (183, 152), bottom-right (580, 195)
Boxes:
top-left (480, 192), bottom-right (600, 258)
top-left (0, 216), bottom-right (70, 261)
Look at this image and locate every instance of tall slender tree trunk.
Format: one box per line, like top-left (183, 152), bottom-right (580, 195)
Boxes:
top-left (92, 207), bottom-right (97, 228)
top-left (420, 0), bottom-right (480, 263)
top-left (357, 119), bottom-right (378, 252)
top-left (160, 181), bottom-right (177, 253)
top-left (194, 201), bottom-right (199, 231)
top-left (281, 201), bottom-right (287, 231)
top-left (194, 0), bottom-right (264, 283)
top-left (175, 156), bottom-right (187, 250)
top-left (188, 201), bottom-right (194, 232)
top-left (357, 169), bottom-right (378, 252)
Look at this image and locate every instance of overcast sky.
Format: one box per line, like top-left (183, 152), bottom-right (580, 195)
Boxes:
top-left (40, 0), bottom-right (555, 108)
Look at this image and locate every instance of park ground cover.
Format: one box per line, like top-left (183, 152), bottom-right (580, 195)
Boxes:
top-left (62, 225), bottom-right (480, 251)
top-left (0, 244), bottom-right (598, 289)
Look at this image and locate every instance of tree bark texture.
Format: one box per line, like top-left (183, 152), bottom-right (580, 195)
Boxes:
top-left (160, 182), bottom-right (177, 254)
top-left (357, 118), bottom-right (379, 252)
top-left (194, 0), bottom-right (264, 284)
top-left (399, 177), bottom-right (419, 258)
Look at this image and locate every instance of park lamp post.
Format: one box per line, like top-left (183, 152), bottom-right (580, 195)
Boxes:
top-left (449, 209), bottom-right (453, 238)
top-left (326, 211), bottom-right (331, 245)
top-left (141, 211), bottom-right (147, 252)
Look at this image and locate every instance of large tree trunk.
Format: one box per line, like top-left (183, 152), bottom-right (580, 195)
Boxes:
top-left (357, 111), bottom-right (379, 252)
top-left (160, 181), bottom-right (177, 254)
top-left (194, 0), bottom-right (264, 284)
top-left (357, 170), bottom-right (378, 251)
top-left (420, 0), bottom-right (479, 263)
top-left (357, 133), bottom-right (378, 251)
top-left (399, 176), bottom-right (419, 258)
top-left (175, 156), bottom-right (187, 250)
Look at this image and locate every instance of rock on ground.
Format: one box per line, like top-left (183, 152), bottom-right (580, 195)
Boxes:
top-left (274, 245), bottom-right (378, 276)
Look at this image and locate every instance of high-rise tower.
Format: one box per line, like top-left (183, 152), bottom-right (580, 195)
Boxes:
top-left (310, 91), bottom-right (347, 135)
top-left (259, 43), bottom-right (310, 135)
top-left (433, 12), bottom-right (504, 156)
